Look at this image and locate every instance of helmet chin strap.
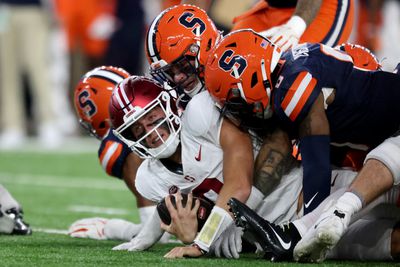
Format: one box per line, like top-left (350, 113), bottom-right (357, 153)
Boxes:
top-left (195, 26), bottom-right (201, 70)
top-left (184, 76), bottom-right (204, 97)
top-left (232, 65), bottom-right (246, 101)
top-left (148, 133), bottom-right (180, 159)
top-left (260, 59), bottom-right (273, 119)
top-left (182, 25), bottom-right (203, 98)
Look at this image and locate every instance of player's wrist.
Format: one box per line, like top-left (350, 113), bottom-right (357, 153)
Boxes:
top-left (194, 206), bottom-right (233, 253)
top-left (191, 242), bottom-right (207, 255)
top-left (286, 15), bottom-right (307, 37)
top-left (139, 206), bottom-right (156, 223)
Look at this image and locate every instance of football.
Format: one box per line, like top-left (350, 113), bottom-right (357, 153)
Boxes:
top-left (157, 193), bottom-right (214, 231)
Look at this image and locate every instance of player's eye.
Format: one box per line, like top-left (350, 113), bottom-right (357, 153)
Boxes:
top-left (131, 125), bottom-right (145, 140)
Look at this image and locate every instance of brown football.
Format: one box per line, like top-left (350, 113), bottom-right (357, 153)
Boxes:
top-left (157, 193), bottom-right (214, 231)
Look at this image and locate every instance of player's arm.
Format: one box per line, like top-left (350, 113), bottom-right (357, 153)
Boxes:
top-left (298, 92), bottom-right (331, 213)
top-left (215, 118), bottom-right (253, 210)
top-left (122, 153), bottom-right (154, 209)
top-left (261, 0), bottom-right (322, 51)
top-left (293, 0), bottom-right (322, 27)
top-left (164, 118), bottom-right (253, 258)
top-left (194, 118), bottom-right (253, 256)
top-left (254, 127), bottom-right (299, 197)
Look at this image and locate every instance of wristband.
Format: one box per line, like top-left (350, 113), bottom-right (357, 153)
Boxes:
top-left (194, 206), bottom-right (233, 253)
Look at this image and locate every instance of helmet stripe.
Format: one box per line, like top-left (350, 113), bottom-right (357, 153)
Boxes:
top-left (147, 10), bottom-right (166, 63)
top-left (115, 82), bottom-right (134, 114)
top-left (89, 69), bottom-right (125, 85)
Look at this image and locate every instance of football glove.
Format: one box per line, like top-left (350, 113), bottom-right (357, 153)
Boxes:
top-left (68, 217), bottom-right (141, 241)
top-left (112, 210), bottom-right (165, 251)
top-left (68, 217), bottom-right (109, 240)
top-left (260, 16), bottom-right (306, 52)
top-left (212, 222), bottom-right (243, 259)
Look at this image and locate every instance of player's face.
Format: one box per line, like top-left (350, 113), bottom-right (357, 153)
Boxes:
top-left (165, 58), bottom-right (200, 92)
top-left (129, 106), bottom-right (170, 149)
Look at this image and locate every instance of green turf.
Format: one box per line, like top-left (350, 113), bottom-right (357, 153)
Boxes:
top-left (0, 150), bottom-right (395, 266)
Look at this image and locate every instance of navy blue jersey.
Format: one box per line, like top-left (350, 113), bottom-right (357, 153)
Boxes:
top-left (273, 43), bottom-right (400, 148)
top-left (98, 130), bottom-right (132, 179)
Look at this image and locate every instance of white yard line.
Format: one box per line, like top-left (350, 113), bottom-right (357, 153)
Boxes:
top-left (33, 227), bottom-right (68, 235)
top-left (0, 137), bottom-right (99, 153)
top-left (68, 205), bottom-right (129, 215)
top-left (0, 173), bottom-right (126, 191)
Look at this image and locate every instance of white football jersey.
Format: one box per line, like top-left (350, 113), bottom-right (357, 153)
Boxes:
top-left (180, 91), bottom-right (225, 203)
top-left (255, 168), bottom-right (359, 224)
top-left (255, 167), bottom-right (303, 224)
top-left (135, 159), bottom-right (186, 202)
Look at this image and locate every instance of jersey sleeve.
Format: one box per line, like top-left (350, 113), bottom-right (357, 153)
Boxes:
top-left (135, 160), bottom-right (166, 202)
top-left (273, 71), bottom-right (320, 128)
top-left (182, 91), bottom-right (223, 144)
top-left (98, 130), bottom-right (131, 179)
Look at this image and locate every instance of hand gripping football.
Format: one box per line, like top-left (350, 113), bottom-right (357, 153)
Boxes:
top-left (157, 193), bottom-right (214, 232)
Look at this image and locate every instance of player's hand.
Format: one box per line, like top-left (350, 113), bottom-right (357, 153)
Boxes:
top-left (112, 236), bottom-right (153, 251)
top-left (212, 222), bottom-right (243, 259)
top-left (160, 192), bottom-right (200, 244)
top-left (112, 210), bottom-right (167, 251)
top-left (68, 217), bottom-right (108, 240)
top-left (164, 244), bottom-right (203, 258)
top-left (260, 16), bottom-right (306, 52)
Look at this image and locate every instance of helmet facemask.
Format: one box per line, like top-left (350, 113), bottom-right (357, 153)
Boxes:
top-left (220, 88), bottom-right (269, 132)
top-left (78, 118), bottom-right (110, 140)
top-left (113, 91), bottom-right (181, 159)
top-left (150, 44), bottom-right (205, 98)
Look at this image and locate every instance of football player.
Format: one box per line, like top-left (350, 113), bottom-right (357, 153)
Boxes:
top-left (234, 0), bottom-right (354, 51)
top-left (108, 75), bottom-right (400, 261)
top-left (110, 75), bottom-right (254, 257)
top-left (70, 66), bottom-right (154, 241)
top-left (0, 184), bottom-right (31, 235)
top-left (145, 4), bottom-right (221, 101)
top-left (183, 0), bottom-right (354, 52)
top-left (205, 29), bottom-right (400, 261)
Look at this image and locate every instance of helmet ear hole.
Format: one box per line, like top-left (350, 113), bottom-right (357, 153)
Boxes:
top-left (206, 38), bottom-right (213, 52)
top-left (99, 121), bottom-right (107, 130)
top-left (251, 72), bottom-right (258, 88)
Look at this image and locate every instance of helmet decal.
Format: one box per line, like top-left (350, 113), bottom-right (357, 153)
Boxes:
top-left (77, 90), bottom-right (97, 117)
top-left (178, 12), bottom-right (206, 35)
top-left (73, 66), bottom-right (131, 139)
top-left (218, 50), bottom-right (248, 78)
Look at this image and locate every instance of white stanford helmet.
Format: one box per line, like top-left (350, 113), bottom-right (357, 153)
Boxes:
top-left (109, 76), bottom-right (181, 159)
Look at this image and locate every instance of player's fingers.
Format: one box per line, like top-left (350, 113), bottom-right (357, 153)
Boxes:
top-left (174, 191), bottom-right (184, 210)
top-left (260, 27), bottom-right (278, 38)
top-left (214, 238), bottom-right (222, 257)
top-left (280, 38), bottom-right (297, 52)
top-left (231, 229), bottom-right (242, 259)
top-left (160, 221), bottom-right (171, 232)
top-left (186, 192), bottom-right (193, 210)
top-left (193, 198), bottom-right (200, 213)
top-left (222, 236), bottom-right (233, 258)
top-left (69, 231), bottom-right (87, 238)
top-left (165, 195), bottom-right (178, 217)
top-left (164, 247), bottom-right (182, 258)
top-left (112, 242), bottom-right (131, 250)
